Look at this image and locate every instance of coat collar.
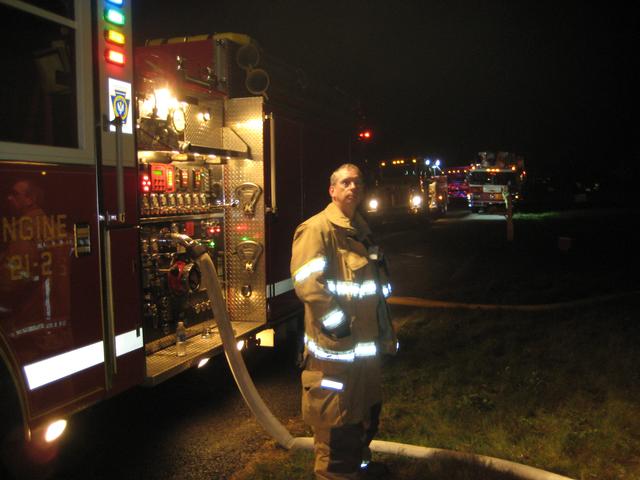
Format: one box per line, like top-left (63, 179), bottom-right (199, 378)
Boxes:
top-left (323, 202), bottom-right (372, 239)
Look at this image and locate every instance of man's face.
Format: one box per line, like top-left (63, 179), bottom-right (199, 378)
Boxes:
top-left (329, 167), bottom-right (363, 212)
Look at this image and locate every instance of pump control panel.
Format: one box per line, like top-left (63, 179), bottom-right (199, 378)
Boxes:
top-left (139, 160), bottom-right (223, 217)
top-left (149, 163), bottom-right (175, 192)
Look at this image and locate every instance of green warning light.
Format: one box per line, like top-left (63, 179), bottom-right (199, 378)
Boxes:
top-left (104, 8), bottom-right (125, 26)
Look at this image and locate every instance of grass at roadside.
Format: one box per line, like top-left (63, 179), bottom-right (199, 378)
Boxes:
top-left (382, 298), bottom-right (640, 479)
top-left (233, 296), bottom-right (640, 479)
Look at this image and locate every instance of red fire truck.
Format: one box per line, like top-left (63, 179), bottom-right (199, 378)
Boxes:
top-left (466, 151), bottom-right (526, 213)
top-left (363, 157), bottom-right (448, 221)
top-left (445, 166), bottom-right (470, 201)
top-left (0, 1), bottom-right (356, 471)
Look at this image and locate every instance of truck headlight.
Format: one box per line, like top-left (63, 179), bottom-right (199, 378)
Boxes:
top-left (411, 195), bottom-right (422, 207)
top-left (368, 198), bottom-right (379, 211)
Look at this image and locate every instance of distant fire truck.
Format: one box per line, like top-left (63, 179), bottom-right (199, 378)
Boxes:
top-left (0, 1), bottom-right (357, 471)
top-left (466, 151), bottom-right (526, 213)
top-left (445, 166), bottom-right (470, 200)
top-left (364, 157), bottom-right (448, 221)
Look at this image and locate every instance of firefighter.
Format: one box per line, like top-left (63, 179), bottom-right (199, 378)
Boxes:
top-left (502, 185), bottom-right (514, 241)
top-left (291, 163), bottom-right (397, 479)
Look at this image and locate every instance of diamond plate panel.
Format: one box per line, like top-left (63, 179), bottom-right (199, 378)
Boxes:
top-left (185, 99), bottom-right (224, 148)
top-left (223, 97), bottom-right (266, 324)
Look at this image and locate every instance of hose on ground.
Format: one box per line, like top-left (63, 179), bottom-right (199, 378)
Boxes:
top-left (174, 236), bottom-right (574, 480)
top-left (387, 291), bottom-right (640, 311)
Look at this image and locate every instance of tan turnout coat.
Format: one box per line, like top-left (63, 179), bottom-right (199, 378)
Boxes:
top-left (291, 202), bottom-right (386, 428)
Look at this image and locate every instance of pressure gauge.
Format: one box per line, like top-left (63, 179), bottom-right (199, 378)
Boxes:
top-left (171, 107), bottom-right (186, 133)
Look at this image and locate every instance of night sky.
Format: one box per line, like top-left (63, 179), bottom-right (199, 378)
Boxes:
top-left (133, 0), bottom-right (639, 181)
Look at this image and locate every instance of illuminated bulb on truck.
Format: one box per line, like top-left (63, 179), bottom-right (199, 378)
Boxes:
top-left (45, 419), bottom-right (67, 443)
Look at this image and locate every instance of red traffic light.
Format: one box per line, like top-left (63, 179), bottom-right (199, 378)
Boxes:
top-left (358, 130), bottom-right (373, 141)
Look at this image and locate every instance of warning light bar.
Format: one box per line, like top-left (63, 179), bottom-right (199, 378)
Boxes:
top-left (106, 0), bottom-right (124, 5)
top-left (105, 29), bottom-right (126, 46)
top-left (105, 49), bottom-right (125, 65)
top-left (104, 8), bottom-right (125, 26)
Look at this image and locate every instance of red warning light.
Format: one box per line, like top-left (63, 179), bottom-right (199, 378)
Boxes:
top-left (105, 49), bottom-right (125, 65)
top-left (141, 174), bottom-right (151, 193)
top-left (358, 130), bottom-right (373, 141)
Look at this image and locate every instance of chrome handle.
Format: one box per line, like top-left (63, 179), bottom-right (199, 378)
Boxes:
top-left (111, 116), bottom-right (126, 223)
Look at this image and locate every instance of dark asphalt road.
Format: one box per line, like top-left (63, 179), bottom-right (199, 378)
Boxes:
top-left (49, 345), bottom-right (302, 480)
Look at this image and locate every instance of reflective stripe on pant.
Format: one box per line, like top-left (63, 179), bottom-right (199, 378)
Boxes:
top-left (312, 402), bottom-right (382, 480)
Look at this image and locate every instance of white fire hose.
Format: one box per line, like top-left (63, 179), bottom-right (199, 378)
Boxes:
top-left (173, 234), bottom-right (574, 480)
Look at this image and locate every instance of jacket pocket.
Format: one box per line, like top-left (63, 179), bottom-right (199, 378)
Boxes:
top-left (301, 369), bottom-right (348, 428)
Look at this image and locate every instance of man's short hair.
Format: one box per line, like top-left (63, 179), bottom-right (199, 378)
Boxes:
top-left (330, 163), bottom-right (362, 186)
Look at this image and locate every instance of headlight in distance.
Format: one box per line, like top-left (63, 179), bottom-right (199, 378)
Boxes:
top-left (368, 198), bottom-right (379, 211)
top-left (411, 195), bottom-right (422, 207)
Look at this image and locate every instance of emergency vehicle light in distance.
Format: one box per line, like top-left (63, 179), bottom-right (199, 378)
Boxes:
top-left (358, 130), bottom-right (372, 141)
top-left (105, 49), bottom-right (126, 65)
top-left (104, 8), bottom-right (126, 26)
